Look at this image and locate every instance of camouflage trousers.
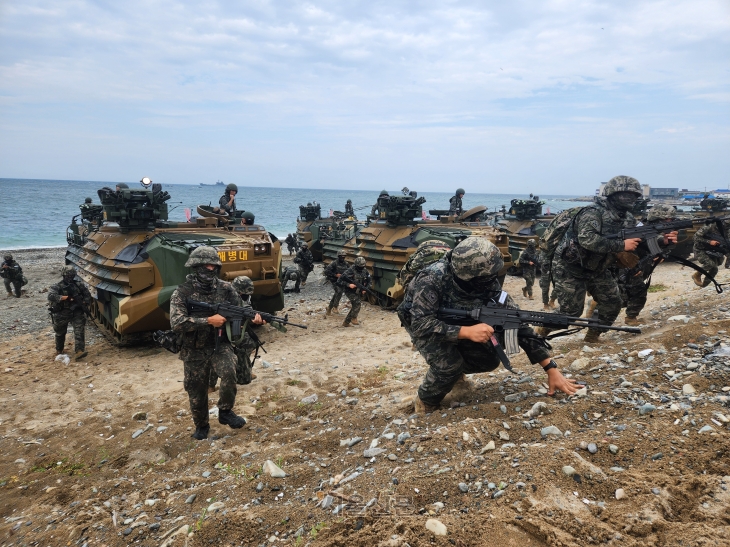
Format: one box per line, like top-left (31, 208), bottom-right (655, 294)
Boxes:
top-left (552, 260), bottom-right (622, 332)
top-left (416, 340), bottom-right (505, 407)
top-left (343, 291), bottom-right (362, 323)
top-left (52, 312), bottom-right (85, 353)
top-left (617, 270), bottom-right (648, 318)
top-left (209, 346), bottom-right (255, 388)
top-left (522, 267), bottom-right (536, 297)
top-left (298, 265), bottom-right (313, 284)
top-left (694, 249), bottom-right (724, 284)
top-left (182, 346), bottom-right (237, 428)
top-left (539, 268), bottom-right (556, 305)
top-left (328, 286), bottom-right (344, 309)
top-left (286, 244), bottom-right (295, 255)
top-left (4, 278), bottom-right (21, 297)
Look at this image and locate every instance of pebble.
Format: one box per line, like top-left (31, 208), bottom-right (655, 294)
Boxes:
top-left (388, 454), bottom-right (397, 461)
top-left (202, 471), bottom-right (211, 478)
top-left (207, 501), bottom-right (225, 513)
top-left (587, 443), bottom-right (598, 454)
top-left (493, 490), bottom-right (505, 499)
top-left (682, 384), bottom-right (696, 395)
top-left (668, 315), bottom-right (692, 323)
top-left (610, 467), bottom-right (626, 472)
top-left (425, 519), bottom-right (447, 536)
top-left (609, 444), bottom-right (619, 455)
top-left (615, 488), bottom-right (626, 500)
top-left (698, 425), bottom-right (715, 433)
top-left (149, 522), bottom-right (160, 531)
top-left (185, 494), bottom-right (196, 504)
top-left (480, 441), bottom-right (496, 453)
top-left (156, 426), bottom-right (168, 433)
top-left (570, 358), bottom-right (590, 371)
top-left (504, 391), bottom-right (527, 403)
top-left (499, 431), bottom-right (510, 441)
top-left (345, 398), bottom-right (359, 405)
top-left (321, 495), bottom-right (334, 509)
top-left (541, 426), bottom-right (562, 437)
top-left (131, 428), bottom-right (145, 439)
top-left (123, 527), bottom-right (133, 536)
top-left (397, 432), bottom-right (411, 444)
top-left (524, 402), bottom-right (548, 418)
top-left (363, 448), bottom-right (387, 458)
top-left (301, 394), bottom-right (318, 404)
top-left (458, 483), bottom-right (468, 493)
top-left (651, 488), bottom-right (661, 495)
top-left (638, 404), bottom-right (656, 416)
top-left (262, 460), bottom-right (286, 478)
top-left (256, 482), bottom-right (263, 492)
top-left (651, 453), bottom-right (664, 461)
top-left (562, 465), bottom-right (576, 476)
top-left (340, 437), bottom-right (362, 448)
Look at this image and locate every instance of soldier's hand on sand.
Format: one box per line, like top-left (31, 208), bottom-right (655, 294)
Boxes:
top-left (623, 238), bottom-right (642, 251)
top-left (207, 314), bottom-right (227, 327)
top-left (458, 323), bottom-right (494, 344)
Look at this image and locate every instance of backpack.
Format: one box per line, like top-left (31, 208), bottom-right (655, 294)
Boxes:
top-left (538, 206), bottom-right (595, 262)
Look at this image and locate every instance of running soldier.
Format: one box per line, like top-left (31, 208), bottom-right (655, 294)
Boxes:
top-left (48, 266), bottom-right (92, 360)
top-left (284, 234), bottom-right (297, 256)
top-left (518, 239), bottom-right (539, 300)
top-left (692, 219), bottom-right (730, 287)
top-left (325, 250), bottom-right (349, 316)
top-left (337, 257), bottom-right (371, 327)
top-left (293, 243), bottom-right (314, 286)
top-left (169, 246), bottom-right (247, 440)
top-left (398, 237), bottom-right (578, 413)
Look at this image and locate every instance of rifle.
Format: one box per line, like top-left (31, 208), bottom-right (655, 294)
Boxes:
top-left (340, 275), bottom-right (376, 297)
top-left (186, 300), bottom-right (307, 351)
top-left (66, 281), bottom-right (93, 319)
top-left (605, 216), bottom-right (730, 255)
top-left (437, 304), bottom-right (640, 371)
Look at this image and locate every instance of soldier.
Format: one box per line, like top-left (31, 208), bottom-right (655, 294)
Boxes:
top-left (549, 176), bottom-right (652, 343)
top-left (169, 246), bottom-right (247, 440)
top-left (1, 253), bottom-right (24, 298)
top-left (281, 265), bottom-right (301, 293)
top-left (284, 234), bottom-right (297, 256)
top-left (115, 182), bottom-right (129, 191)
top-left (209, 276), bottom-right (264, 392)
top-left (448, 188), bottom-right (465, 216)
top-left (371, 190), bottom-right (389, 217)
top-left (241, 211), bottom-right (255, 225)
top-left (293, 242), bottom-right (314, 287)
top-left (324, 250), bottom-right (350, 315)
top-left (692, 218), bottom-right (730, 287)
top-left (345, 199), bottom-right (354, 217)
top-left (47, 266), bottom-right (92, 360)
top-left (617, 204), bottom-right (678, 325)
top-left (538, 249), bottom-right (557, 311)
top-left (219, 183), bottom-right (238, 215)
top-left (399, 237), bottom-right (578, 413)
top-left (518, 239), bottom-right (539, 299)
top-left (337, 257), bottom-right (371, 327)
top-left (398, 240), bottom-right (450, 294)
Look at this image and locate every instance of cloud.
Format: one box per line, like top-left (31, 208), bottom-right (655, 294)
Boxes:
top-left (0, 0), bottom-right (728, 191)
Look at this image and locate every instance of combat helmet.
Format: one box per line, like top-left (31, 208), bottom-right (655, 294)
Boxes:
top-left (456, 188), bottom-right (465, 196)
top-left (116, 183), bottom-right (129, 190)
top-left (379, 190), bottom-right (389, 197)
top-left (354, 257), bottom-right (366, 267)
top-left (61, 265), bottom-right (76, 279)
top-left (84, 197), bottom-right (92, 204)
top-left (241, 211), bottom-right (255, 225)
top-left (647, 204), bottom-right (677, 222)
top-left (185, 246), bottom-right (222, 268)
top-left (232, 276), bottom-right (254, 295)
top-left (301, 242), bottom-right (308, 249)
top-left (603, 176), bottom-right (641, 197)
top-left (226, 183), bottom-right (238, 193)
top-left (527, 238), bottom-right (536, 247)
top-left (337, 249), bottom-right (347, 258)
top-left (4, 253), bottom-right (13, 262)
top-left (450, 237), bottom-right (504, 281)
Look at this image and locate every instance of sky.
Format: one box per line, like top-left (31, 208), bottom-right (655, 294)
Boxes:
top-left (0, 1), bottom-right (728, 193)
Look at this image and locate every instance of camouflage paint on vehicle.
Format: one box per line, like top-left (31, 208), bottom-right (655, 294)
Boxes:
top-left (66, 183), bottom-right (283, 344)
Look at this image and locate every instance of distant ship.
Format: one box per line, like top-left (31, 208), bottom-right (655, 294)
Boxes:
top-left (199, 180), bottom-right (225, 187)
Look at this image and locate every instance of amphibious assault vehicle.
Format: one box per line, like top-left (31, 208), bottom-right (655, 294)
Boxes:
top-left (320, 189), bottom-right (513, 307)
top-left (296, 202), bottom-right (361, 261)
top-left (492, 196), bottom-right (556, 271)
top-left (66, 179), bottom-right (284, 344)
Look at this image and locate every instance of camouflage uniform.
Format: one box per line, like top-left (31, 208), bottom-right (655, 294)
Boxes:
top-left (398, 240), bottom-right (450, 293)
top-left (345, 200), bottom-right (354, 216)
top-left (693, 221), bottom-right (730, 286)
top-left (218, 183), bottom-right (238, 214)
top-left (281, 266), bottom-right (301, 292)
top-left (169, 247), bottom-right (245, 436)
top-left (47, 267), bottom-right (92, 356)
top-left (448, 188), bottom-right (465, 216)
top-left (284, 234), bottom-right (297, 256)
top-left (2, 255), bottom-right (24, 297)
top-left (538, 250), bottom-right (557, 306)
top-left (324, 251), bottom-right (350, 312)
top-left (400, 238), bottom-right (550, 407)
top-left (337, 257), bottom-right (371, 326)
top-left (518, 241), bottom-right (539, 298)
top-left (293, 246), bottom-right (314, 284)
top-left (552, 186), bottom-right (638, 337)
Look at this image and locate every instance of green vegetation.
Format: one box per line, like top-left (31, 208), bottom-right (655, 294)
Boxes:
top-left (648, 284), bottom-right (668, 293)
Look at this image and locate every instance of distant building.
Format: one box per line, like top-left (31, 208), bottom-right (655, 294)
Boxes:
top-left (649, 188), bottom-right (679, 199)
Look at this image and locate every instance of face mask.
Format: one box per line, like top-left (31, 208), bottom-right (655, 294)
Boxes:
top-left (609, 192), bottom-right (638, 212)
top-left (454, 274), bottom-right (499, 295)
top-left (195, 266), bottom-right (218, 285)
top-left (63, 274), bottom-right (76, 283)
top-left (338, 257), bottom-right (345, 263)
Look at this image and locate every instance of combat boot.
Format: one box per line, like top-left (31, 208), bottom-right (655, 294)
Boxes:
top-left (583, 330), bottom-right (601, 344)
top-left (692, 271), bottom-right (703, 286)
top-left (414, 394), bottom-right (439, 415)
top-left (74, 350), bottom-right (88, 361)
top-left (522, 287), bottom-right (528, 297)
top-left (5, 292), bottom-right (12, 298)
top-left (543, 303), bottom-right (551, 311)
top-left (548, 298), bottom-right (557, 309)
top-left (326, 306), bottom-right (332, 316)
top-left (331, 307), bottom-right (339, 315)
top-left (350, 318), bottom-right (359, 325)
top-left (191, 424), bottom-right (210, 440)
top-left (218, 409), bottom-right (246, 429)
top-left (625, 316), bottom-right (640, 327)
top-left (528, 294), bottom-right (534, 300)
top-left (342, 320), bottom-right (352, 327)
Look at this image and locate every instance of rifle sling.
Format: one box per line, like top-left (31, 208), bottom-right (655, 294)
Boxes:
top-left (225, 319), bottom-right (249, 345)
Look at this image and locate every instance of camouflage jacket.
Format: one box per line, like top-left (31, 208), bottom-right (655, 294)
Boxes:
top-left (169, 275), bottom-right (243, 356)
top-left (324, 259), bottom-right (349, 283)
top-left (556, 197), bottom-right (636, 274)
top-left (694, 222), bottom-right (730, 254)
top-left (284, 234), bottom-right (296, 246)
top-left (294, 248), bottom-right (314, 271)
top-left (1, 260), bottom-right (22, 280)
top-left (218, 194), bottom-right (237, 214)
top-left (403, 259), bottom-right (550, 364)
top-left (282, 266), bottom-right (300, 280)
top-left (448, 196), bottom-right (463, 216)
top-left (48, 279), bottom-right (92, 314)
top-left (337, 265), bottom-right (371, 293)
top-left (398, 245), bottom-right (449, 289)
top-left (518, 247), bottom-right (539, 269)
